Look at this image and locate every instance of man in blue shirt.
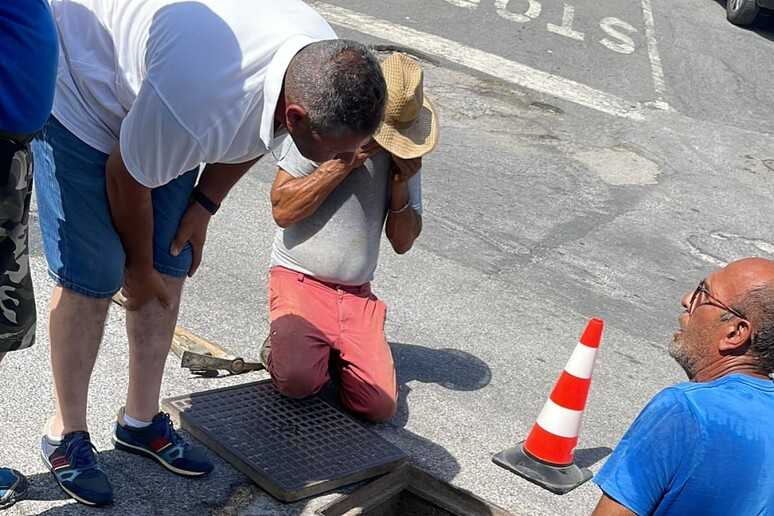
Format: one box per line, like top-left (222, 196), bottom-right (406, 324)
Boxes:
top-left (0, 0), bottom-right (58, 510)
top-left (593, 257), bottom-right (774, 516)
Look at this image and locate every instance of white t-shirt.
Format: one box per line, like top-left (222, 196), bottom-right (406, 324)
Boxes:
top-left (271, 135), bottom-right (422, 286)
top-left (49, 0), bottom-right (337, 187)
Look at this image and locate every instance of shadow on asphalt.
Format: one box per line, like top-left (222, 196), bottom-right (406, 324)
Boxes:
top-left (319, 342), bottom-right (492, 483)
top-left (381, 342), bottom-right (492, 481)
top-left (18, 443), bottom-right (235, 515)
top-left (389, 342), bottom-right (492, 430)
top-left (573, 446), bottom-right (613, 469)
top-left (752, 12), bottom-right (774, 40)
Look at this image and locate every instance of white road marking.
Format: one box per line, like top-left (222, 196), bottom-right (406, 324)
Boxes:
top-left (686, 239), bottom-right (727, 267)
top-left (640, 0), bottom-right (670, 110)
top-left (495, 0), bottom-right (542, 23)
top-left (441, 0), bottom-right (643, 56)
top-left (547, 4), bottom-right (585, 41)
top-left (599, 17), bottom-right (637, 55)
top-left (713, 232), bottom-right (774, 255)
top-left (313, 2), bottom-right (646, 121)
top-left (443, 0), bottom-right (479, 10)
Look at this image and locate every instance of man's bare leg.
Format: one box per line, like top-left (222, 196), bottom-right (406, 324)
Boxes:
top-left (124, 275), bottom-right (184, 422)
top-left (48, 286), bottom-right (111, 436)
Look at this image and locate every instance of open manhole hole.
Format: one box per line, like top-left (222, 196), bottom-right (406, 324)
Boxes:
top-left (318, 464), bottom-right (514, 516)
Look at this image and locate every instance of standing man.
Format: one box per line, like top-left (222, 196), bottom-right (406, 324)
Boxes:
top-left (592, 257), bottom-right (774, 516)
top-left (33, 0), bottom-right (386, 506)
top-left (265, 53), bottom-right (438, 422)
top-left (0, 0), bottom-right (58, 510)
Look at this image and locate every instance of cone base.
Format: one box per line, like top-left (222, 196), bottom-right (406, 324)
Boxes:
top-left (492, 442), bottom-right (592, 495)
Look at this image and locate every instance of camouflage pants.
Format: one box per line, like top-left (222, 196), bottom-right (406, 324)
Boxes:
top-left (0, 138), bottom-right (35, 352)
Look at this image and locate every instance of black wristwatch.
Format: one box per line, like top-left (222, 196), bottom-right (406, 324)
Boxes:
top-left (191, 187), bottom-right (220, 215)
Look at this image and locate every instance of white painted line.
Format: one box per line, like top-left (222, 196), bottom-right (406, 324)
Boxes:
top-left (564, 342), bottom-right (598, 379)
top-left (600, 17), bottom-right (637, 55)
top-left (313, 2), bottom-right (646, 121)
top-left (495, 0), bottom-right (541, 24)
top-left (443, 0), bottom-right (479, 10)
top-left (536, 399), bottom-right (583, 438)
top-left (546, 4), bottom-right (585, 42)
top-left (640, 0), bottom-right (670, 110)
top-left (686, 240), bottom-right (727, 267)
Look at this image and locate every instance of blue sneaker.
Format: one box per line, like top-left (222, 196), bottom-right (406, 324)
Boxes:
top-left (113, 412), bottom-right (213, 477)
top-left (0, 468), bottom-right (28, 509)
top-left (40, 432), bottom-right (114, 507)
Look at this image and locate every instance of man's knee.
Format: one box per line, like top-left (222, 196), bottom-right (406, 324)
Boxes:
top-left (366, 394), bottom-right (397, 422)
top-left (269, 356), bottom-right (328, 399)
top-left (267, 314), bottom-right (330, 399)
top-left (273, 374), bottom-right (327, 399)
top-left (349, 388), bottom-right (397, 422)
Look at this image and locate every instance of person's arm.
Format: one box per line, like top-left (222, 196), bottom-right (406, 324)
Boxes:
top-left (105, 148), bottom-right (170, 310)
top-left (385, 156), bottom-right (422, 254)
top-left (591, 388), bottom-right (700, 516)
top-left (591, 495), bottom-right (636, 516)
top-left (271, 150), bottom-right (371, 228)
top-left (170, 158), bottom-right (259, 276)
top-left (197, 160), bottom-right (260, 206)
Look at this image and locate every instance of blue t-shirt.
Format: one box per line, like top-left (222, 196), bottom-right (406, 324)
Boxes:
top-left (0, 0), bottom-right (59, 136)
top-left (595, 374), bottom-right (774, 515)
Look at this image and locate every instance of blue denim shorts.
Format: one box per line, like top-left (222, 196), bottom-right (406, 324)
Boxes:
top-left (31, 117), bottom-right (197, 298)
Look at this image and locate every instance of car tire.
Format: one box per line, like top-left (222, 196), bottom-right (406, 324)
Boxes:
top-left (726, 0), bottom-right (759, 26)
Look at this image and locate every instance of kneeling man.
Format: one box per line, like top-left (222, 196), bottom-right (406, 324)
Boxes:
top-left (265, 53), bottom-right (438, 421)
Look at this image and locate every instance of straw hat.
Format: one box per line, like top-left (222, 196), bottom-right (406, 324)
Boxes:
top-left (373, 53), bottom-right (439, 159)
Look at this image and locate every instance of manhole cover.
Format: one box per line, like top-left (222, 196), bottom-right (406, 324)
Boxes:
top-left (318, 464), bottom-right (515, 516)
top-left (162, 381), bottom-right (406, 502)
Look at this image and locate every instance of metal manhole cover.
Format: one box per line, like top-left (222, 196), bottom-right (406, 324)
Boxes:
top-left (162, 381), bottom-right (406, 502)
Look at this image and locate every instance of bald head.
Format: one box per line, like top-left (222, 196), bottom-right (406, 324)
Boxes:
top-left (720, 258), bottom-right (774, 377)
top-left (673, 257), bottom-right (774, 380)
top-left (715, 257), bottom-right (774, 302)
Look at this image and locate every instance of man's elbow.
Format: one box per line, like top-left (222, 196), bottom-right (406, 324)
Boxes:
top-left (272, 206), bottom-right (293, 228)
top-left (388, 234), bottom-right (416, 254)
top-left (392, 242), bottom-right (413, 255)
top-left (387, 226), bottom-right (421, 254)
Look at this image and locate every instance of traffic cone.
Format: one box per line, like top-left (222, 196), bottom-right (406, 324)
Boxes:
top-left (493, 318), bottom-right (604, 495)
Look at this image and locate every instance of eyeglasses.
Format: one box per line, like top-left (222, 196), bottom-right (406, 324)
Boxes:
top-left (688, 279), bottom-right (747, 320)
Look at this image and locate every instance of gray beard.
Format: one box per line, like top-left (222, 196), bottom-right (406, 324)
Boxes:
top-left (668, 338), bottom-right (696, 379)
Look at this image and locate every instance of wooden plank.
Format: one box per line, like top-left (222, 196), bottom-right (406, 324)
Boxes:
top-left (111, 293), bottom-right (230, 359)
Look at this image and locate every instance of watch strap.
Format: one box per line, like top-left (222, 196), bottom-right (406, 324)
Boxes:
top-left (191, 187), bottom-right (220, 215)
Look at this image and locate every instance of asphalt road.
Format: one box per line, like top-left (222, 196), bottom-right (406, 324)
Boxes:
top-left (2, 1), bottom-right (774, 515)
top-left (320, 0), bottom-right (774, 133)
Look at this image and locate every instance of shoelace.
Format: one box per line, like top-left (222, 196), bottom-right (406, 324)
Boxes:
top-left (159, 413), bottom-right (190, 450)
top-left (64, 435), bottom-right (99, 470)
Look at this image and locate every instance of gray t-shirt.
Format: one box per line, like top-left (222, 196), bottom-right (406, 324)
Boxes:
top-left (271, 135), bottom-right (422, 285)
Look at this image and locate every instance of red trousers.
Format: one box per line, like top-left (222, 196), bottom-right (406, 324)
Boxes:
top-left (267, 266), bottom-right (398, 422)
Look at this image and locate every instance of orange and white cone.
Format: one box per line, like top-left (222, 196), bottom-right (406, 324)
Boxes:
top-left (493, 318), bottom-right (604, 495)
